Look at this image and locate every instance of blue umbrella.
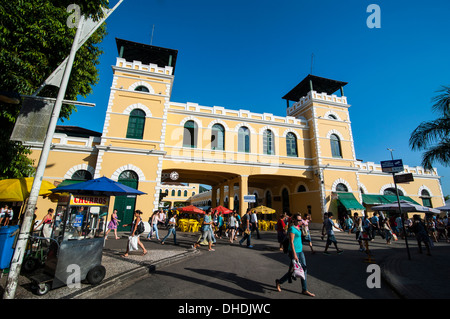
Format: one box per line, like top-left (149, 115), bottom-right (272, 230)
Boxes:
top-left (50, 176), bottom-right (146, 196)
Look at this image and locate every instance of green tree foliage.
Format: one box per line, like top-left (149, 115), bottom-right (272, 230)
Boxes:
top-left (410, 86), bottom-right (450, 170)
top-left (0, 0), bottom-right (109, 179)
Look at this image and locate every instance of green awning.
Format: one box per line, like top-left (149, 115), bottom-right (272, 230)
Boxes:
top-left (384, 195), bottom-right (420, 205)
top-left (362, 194), bottom-right (391, 205)
top-left (362, 194), bottom-right (420, 205)
top-left (57, 179), bottom-right (85, 188)
top-left (337, 192), bottom-right (365, 210)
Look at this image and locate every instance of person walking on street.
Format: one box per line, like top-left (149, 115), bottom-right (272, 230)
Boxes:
top-left (371, 212), bottom-right (381, 239)
top-left (344, 214), bottom-right (353, 234)
top-left (239, 209), bottom-right (253, 248)
top-left (161, 213), bottom-right (177, 245)
top-left (352, 213), bottom-right (365, 252)
top-left (363, 215), bottom-right (373, 240)
top-left (301, 213), bottom-right (315, 254)
top-left (192, 210), bottom-right (215, 251)
top-left (275, 213), bottom-right (315, 297)
top-left (216, 212), bottom-right (224, 239)
top-left (147, 210), bottom-right (161, 241)
top-left (122, 210), bottom-right (148, 257)
top-left (250, 210), bottom-right (261, 239)
top-left (277, 212), bottom-right (288, 251)
top-left (382, 218), bottom-right (393, 244)
top-left (322, 212), bottom-right (344, 255)
top-left (228, 212), bottom-right (237, 243)
top-left (410, 214), bottom-right (432, 256)
top-left (105, 209), bottom-right (121, 240)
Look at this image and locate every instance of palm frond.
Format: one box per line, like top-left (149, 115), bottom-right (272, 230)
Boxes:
top-left (420, 140), bottom-right (450, 170)
top-left (431, 85), bottom-right (450, 116)
top-left (409, 117), bottom-right (450, 150)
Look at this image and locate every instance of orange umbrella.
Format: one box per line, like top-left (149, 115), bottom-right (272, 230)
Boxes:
top-left (212, 205), bottom-right (232, 214)
top-left (178, 205), bottom-right (205, 214)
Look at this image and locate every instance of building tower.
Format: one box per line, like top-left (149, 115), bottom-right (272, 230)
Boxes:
top-left (95, 38), bottom-right (178, 228)
top-left (283, 75), bottom-right (363, 218)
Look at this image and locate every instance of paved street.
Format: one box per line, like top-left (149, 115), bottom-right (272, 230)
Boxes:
top-left (105, 229), bottom-right (400, 299)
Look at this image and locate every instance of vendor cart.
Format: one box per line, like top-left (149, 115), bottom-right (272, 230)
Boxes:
top-left (30, 194), bottom-right (109, 295)
top-left (29, 176), bottom-right (145, 295)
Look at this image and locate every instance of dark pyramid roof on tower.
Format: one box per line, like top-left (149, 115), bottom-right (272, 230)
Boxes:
top-left (282, 74), bottom-right (348, 103)
top-left (116, 38), bottom-right (178, 74)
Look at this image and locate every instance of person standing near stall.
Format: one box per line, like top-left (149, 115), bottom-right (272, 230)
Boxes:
top-left (34, 208), bottom-right (54, 244)
top-left (122, 210), bottom-right (147, 257)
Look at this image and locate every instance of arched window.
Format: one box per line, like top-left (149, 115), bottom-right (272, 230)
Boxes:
top-left (328, 114), bottom-right (337, 120)
top-left (184, 190), bottom-right (188, 197)
top-left (134, 85), bottom-right (149, 92)
top-left (211, 124), bottom-right (225, 150)
top-left (330, 134), bottom-right (342, 158)
top-left (177, 190), bottom-right (181, 197)
top-left (297, 185), bottom-right (306, 192)
top-left (71, 169), bottom-right (92, 181)
top-left (183, 120), bottom-right (197, 148)
top-left (384, 187), bottom-right (403, 196)
top-left (286, 132), bottom-right (298, 157)
top-left (421, 189), bottom-right (432, 208)
top-left (119, 170), bottom-right (138, 181)
top-left (126, 109), bottom-right (146, 139)
top-left (171, 190), bottom-right (175, 196)
top-left (336, 183), bottom-right (348, 192)
top-left (238, 126), bottom-right (250, 153)
top-left (263, 129), bottom-right (274, 155)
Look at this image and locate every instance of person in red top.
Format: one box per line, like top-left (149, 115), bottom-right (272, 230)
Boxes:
top-left (277, 212), bottom-right (288, 250)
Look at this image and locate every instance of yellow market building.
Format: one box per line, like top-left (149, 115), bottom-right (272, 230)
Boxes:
top-left (26, 38), bottom-right (445, 229)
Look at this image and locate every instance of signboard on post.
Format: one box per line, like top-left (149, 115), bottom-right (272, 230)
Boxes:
top-left (381, 159), bottom-right (404, 173)
top-left (244, 195), bottom-right (256, 203)
top-left (394, 173), bottom-right (414, 184)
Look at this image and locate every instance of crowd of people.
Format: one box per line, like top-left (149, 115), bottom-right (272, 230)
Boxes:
top-left (0, 204), bottom-right (14, 226)
top-left (19, 202), bottom-right (450, 298)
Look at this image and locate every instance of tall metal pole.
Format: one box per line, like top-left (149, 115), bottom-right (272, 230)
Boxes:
top-left (3, 16), bottom-right (85, 299)
top-left (387, 148), bottom-right (411, 260)
top-left (392, 172), bottom-right (411, 260)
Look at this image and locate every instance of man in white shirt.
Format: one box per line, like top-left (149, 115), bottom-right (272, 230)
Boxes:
top-left (250, 211), bottom-right (261, 239)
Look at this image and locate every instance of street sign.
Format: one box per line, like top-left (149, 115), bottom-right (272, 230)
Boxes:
top-left (394, 173), bottom-right (414, 184)
top-left (381, 159), bottom-right (404, 173)
top-left (244, 195), bottom-right (256, 203)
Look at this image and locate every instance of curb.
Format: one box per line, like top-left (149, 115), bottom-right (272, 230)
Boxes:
top-left (70, 249), bottom-right (200, 299)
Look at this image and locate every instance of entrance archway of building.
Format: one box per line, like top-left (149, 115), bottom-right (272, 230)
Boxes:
top-left (114, 170), bottom-right (139, 231)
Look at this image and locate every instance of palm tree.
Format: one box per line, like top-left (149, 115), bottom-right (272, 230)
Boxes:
top-left (409, 86), bottom-right (450, 170)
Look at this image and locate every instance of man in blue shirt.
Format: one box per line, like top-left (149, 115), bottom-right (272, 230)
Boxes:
top-left (322, 212), bottom-right (344, 255)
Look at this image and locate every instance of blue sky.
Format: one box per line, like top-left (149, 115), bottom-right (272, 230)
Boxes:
top-left (59, 0), bottom-right (450, 197)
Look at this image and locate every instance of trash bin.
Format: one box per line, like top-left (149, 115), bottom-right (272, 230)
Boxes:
top-left (0, 225), bottom-right (19, 269)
